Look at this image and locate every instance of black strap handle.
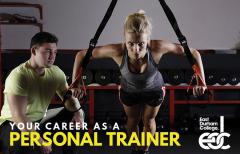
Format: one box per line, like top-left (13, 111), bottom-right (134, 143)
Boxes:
top-left (82, 0), bottom-right (118, 69)
top-left (64, 0), bottom-right (118, 112)
top-left (158, 0), bottom-right (195, 66)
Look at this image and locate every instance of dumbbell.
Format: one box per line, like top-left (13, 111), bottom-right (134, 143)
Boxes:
top-left (229, 74), bottom-right (239, 85)
top-left (168, 70), bottom-right (184, 85)
top-left (95, 70), bottom-right (111, 85)
top-left (217, 72), bottom-right (229, 85)
top-left (205, 70), bottom-right (217, 85)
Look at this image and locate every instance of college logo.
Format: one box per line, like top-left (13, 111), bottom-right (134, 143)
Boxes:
top-left (198, 116), bottom-right (230, 150)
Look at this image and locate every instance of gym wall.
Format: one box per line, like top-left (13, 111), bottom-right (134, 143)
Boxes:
top-left (1, 0), bottom-right (240, 50)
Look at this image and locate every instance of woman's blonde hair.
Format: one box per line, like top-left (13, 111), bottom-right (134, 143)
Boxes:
top-left (124, 10), bottom-right (152, 35)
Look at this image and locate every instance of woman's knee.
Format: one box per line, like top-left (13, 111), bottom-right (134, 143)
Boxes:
top-left (142, 118), bottom-right (156, 128)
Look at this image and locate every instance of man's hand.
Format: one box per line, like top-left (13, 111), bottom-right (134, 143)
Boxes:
top-left (70, 87), bottom-right (84, 100)
top-left (193, 85), bottom-right (207, 97)
top-left (71, 109), bottom-right (85, 128)
top-left (64, 96), bottom-right (81, 112)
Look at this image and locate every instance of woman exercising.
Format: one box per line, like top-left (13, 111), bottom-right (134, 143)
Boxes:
top-left (72, 10), bottom-right (206, 154)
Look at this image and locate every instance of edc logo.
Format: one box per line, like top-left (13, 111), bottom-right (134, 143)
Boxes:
top-left (198, 116), bottom-right (230, 150)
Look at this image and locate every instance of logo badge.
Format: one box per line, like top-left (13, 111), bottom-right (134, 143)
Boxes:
top-left (198, 116), bottom-right (230, 150)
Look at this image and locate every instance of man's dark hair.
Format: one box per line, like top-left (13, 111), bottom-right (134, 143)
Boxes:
top-left (30, 32), bottom-right (58, 48)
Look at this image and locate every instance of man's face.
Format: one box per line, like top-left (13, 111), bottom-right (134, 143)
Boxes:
top-left (32, 43), bottom-right (57, 68)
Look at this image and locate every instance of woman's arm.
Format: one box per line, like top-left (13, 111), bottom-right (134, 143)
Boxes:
top-left (152, 40), bottom-right (207, 96)
top-left (72, 44), bottom-right (122, 86)
top-left (71, 44), bottom-right (123, 98)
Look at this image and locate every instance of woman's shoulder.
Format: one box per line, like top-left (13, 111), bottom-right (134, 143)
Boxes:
top-left (102, 43), bottom-right (125, 57)
top-left (106, 43), bottom-right (124, 51)
top-left (101, 43), bottom-right (125, 66)
top-left (150, 39), bottom-right (176, 53)
top-left (150, 40), bottom-right (169, 48)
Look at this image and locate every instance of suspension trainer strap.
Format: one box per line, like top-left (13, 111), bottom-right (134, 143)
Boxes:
top-left (71, 0), bottom-right (118, 88)
top-left (65, 0), bottom-right (118, 108)
top-left (81, 0), bottom-right (118, 69)
top-left (158, 0), bottom-right (205, 86)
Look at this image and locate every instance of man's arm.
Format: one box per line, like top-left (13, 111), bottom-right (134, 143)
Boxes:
top-left (7, 94), bottom-right (52, 153)
top-left (7, 94), bottom-right (29, 131)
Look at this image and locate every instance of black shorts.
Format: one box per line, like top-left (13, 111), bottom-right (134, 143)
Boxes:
top-left (119, 87), bottom-right (165, 107)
